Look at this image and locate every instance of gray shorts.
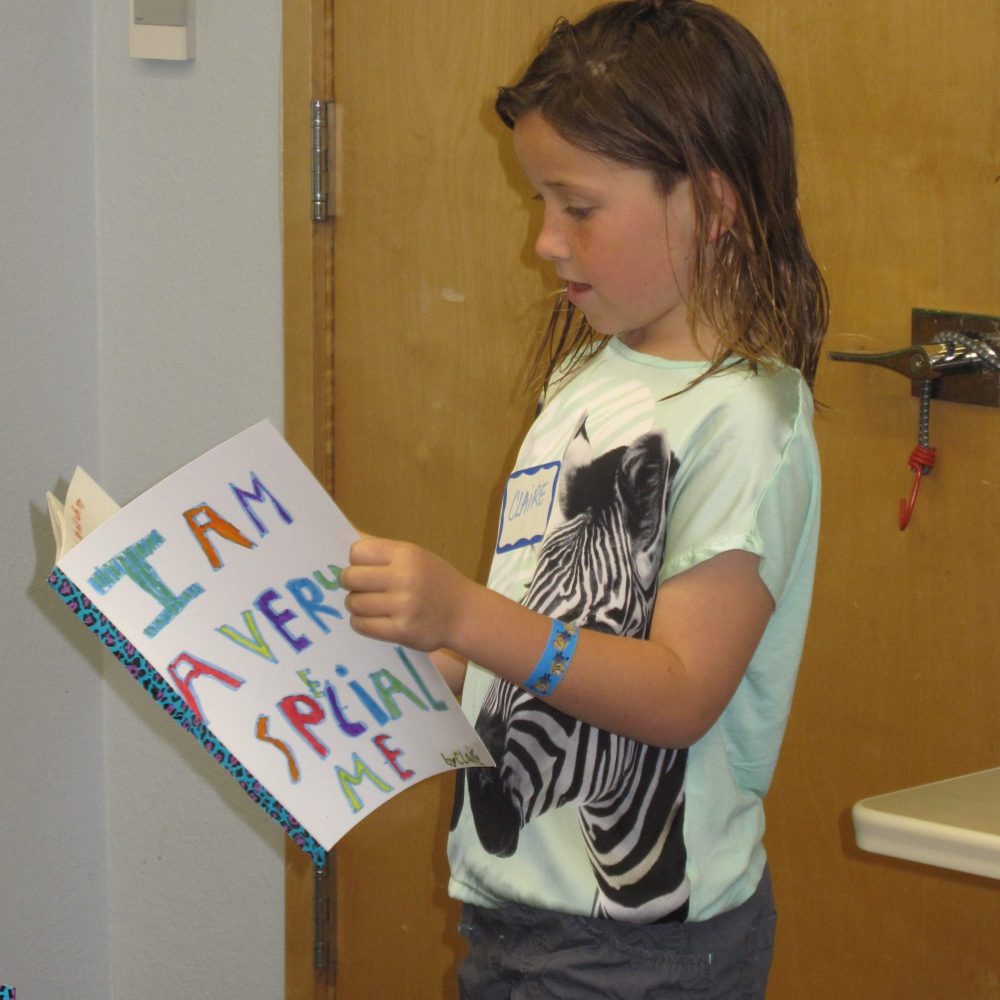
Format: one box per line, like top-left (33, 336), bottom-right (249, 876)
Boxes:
top-left (457, 867), bottom-right (776, 999)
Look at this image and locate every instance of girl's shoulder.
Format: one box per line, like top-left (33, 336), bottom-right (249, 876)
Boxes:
top-left (540, 340), bottom-right (813, 452)
top-left (716, 360), bottom-right (812, 417)
top-left (694, 361), bottom-right (814, 448)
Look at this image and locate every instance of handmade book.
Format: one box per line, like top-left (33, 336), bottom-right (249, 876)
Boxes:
top-left (47, 421), bottom-right (491, 868)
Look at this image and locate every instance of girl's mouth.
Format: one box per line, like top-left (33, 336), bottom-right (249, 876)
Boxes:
top-left (564, 280), bottom-right (592, 303)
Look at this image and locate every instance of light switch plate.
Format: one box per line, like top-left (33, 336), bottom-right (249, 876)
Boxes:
top-left (129, 0), bottom-right (195, 60)
top-left (134, 0), bottom-right (188, 27)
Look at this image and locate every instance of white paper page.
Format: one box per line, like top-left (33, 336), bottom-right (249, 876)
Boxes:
top-left (55, 421), bottom-right (492, 850)
top-left (47, 467), bottom-right (121, 561)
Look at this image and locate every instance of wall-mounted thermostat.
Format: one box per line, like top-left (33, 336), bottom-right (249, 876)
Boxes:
top-left (129, 0), bottom-right (195, 61)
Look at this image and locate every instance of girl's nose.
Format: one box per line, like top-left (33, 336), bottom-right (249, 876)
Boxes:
top-left (534, 212), bottom-right (570, 262)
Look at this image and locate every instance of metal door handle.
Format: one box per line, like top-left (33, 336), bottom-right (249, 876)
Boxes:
top-left (828, 342), bottom-right (982, 380)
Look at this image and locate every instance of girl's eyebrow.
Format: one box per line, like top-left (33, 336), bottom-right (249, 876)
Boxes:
top-left (535, 178), bottom-right (602, 196)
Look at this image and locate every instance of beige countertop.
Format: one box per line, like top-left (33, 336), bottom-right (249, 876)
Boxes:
top-left (853, 768), bottom-right (1000, 880)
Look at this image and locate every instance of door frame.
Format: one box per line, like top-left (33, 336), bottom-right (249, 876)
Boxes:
top-left (281, 0), bottom-right (336, 997)
top-left (282, 0), bottom-right (334, 491)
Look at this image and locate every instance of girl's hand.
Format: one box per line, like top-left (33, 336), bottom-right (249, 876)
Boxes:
top-left (340, 536), bottom-right (473, 653)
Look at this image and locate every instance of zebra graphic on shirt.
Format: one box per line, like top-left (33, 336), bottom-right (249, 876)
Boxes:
top-left (452, 416), bottom-right (691, 923)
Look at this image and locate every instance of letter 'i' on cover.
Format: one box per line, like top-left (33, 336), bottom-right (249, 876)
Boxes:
top-left (46, 421), bottom-right (493, 867)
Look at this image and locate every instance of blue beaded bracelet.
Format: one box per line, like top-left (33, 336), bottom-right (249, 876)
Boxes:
top-left (524, 619), bottom-right (579, 697)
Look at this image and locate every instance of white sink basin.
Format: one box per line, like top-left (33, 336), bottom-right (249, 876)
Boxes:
top-left (853, 767), bottom-right (1000, 879)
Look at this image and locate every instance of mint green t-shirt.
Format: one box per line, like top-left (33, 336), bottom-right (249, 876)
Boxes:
top-left (447, 336), bottom-right (820, 924)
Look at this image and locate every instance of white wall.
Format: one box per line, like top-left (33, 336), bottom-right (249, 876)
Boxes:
top-left (1, 1), bottom-right (286, 997)
top-left (0, 2), bottom-right (106, 997)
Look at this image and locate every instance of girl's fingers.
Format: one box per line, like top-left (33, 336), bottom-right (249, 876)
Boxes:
top-left (347, 613), bottom-right (395, 643)
top-left (348, 536), bottom-right (395, 566)
top-left (343, 588), bottom-right (394, 618)
top-left (339, 563), bottom-right (387, 594)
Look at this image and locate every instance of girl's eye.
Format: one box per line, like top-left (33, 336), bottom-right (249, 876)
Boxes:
top-left (565, 205), bottom-right (594, 220)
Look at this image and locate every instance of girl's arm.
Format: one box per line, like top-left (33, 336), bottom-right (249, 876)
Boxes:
top-left (340, 537), bottom-right (773, 748)
top-left (429, 648), bottom-right (468, 696)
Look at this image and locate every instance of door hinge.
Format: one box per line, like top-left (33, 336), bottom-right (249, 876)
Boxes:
top-left (312, 855), bottom-right (336, 974)
top-left (312, 100), bottom-right (338, 221)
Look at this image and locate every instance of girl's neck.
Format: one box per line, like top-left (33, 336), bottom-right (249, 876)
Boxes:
top-left (618, 320), bottom-right (722, 363)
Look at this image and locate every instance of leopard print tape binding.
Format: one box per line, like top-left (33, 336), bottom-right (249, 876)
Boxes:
top-left (49, 567), bottom-right (327, 868)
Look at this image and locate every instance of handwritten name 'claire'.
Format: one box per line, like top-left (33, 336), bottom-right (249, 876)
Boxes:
top-left (506, 484), bottom-right (548, 521)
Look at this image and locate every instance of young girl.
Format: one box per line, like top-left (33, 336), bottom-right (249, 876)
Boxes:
top-left (341, 0), bottom-right (827, 995)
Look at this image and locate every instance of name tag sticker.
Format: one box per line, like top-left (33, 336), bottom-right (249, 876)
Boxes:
top-left (496, 461), bottom-right (561, 554)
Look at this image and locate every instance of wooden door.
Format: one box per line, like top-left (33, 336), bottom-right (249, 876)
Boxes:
top-left (284, 1), bottom-right (594, 995)
top-left (284, 1), bottom-right (1000, 997)
top-left (728, 4), bottom-right (1000, 997)
top-left (327, 3), bottom-right (595, 995)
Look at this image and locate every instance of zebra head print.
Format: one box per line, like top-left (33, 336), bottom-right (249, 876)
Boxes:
top-left (454, 417), bottom-right (691, 923)
top-left (523, 414), bottom-right (674, 637)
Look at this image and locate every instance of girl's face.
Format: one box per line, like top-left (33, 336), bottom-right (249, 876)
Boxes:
top-left (514, 111), bottom-right (714, 360)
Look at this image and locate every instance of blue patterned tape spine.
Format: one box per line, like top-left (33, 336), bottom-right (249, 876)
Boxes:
top-left (0, 986), bottom-right (15, 998)
top-left (49, 567), bottom-right (327, 869)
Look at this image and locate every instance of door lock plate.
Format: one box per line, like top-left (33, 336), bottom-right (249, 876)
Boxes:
top-left (911, 308), bottom-right (1000, 407)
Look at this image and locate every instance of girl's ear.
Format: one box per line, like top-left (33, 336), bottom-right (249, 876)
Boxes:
top-left (707, 171), bottom-right (738, 242)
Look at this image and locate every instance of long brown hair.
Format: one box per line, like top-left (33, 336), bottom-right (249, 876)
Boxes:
top-left (497, 0), bottom-right (828, 393)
